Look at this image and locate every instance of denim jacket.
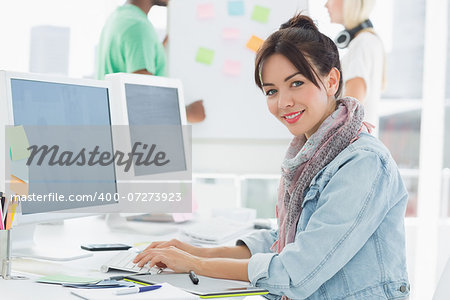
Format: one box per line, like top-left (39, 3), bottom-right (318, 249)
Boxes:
top-left (238, 133), bottom-right (410, 299)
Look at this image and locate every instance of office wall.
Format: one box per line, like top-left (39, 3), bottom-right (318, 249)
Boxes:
top-left (0, 0), bottom-right (167, 78)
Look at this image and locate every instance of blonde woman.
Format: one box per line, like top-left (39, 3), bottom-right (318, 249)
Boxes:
top-left (326, 0), bottom-right (384, 134)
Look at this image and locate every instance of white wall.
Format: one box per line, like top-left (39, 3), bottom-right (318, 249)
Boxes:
top-left (0, 1), bottom-right (167, 78)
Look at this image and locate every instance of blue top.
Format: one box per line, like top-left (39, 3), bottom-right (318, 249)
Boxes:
top-left (238, 133), bottom-right (410, 299)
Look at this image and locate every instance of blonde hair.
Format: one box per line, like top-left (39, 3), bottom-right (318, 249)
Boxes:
top-left (343, 0), bottom-right (376, 29)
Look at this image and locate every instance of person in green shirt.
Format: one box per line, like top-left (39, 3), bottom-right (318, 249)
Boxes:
top-left (97, 0), bottom-right (205, 123)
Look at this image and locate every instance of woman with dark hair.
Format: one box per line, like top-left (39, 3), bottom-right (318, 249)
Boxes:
top-left (133, 14), bottom-right (409, 300)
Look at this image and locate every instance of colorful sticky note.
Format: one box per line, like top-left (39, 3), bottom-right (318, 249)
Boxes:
top-left (195, 47), bottom-right (215, 65)
top-left (222, 28), bottom-right (240, 40)
top-left (223, 60), bottom-right (242, 76)
top-left (228, 0), bottom-right (245, 16)
top-left (6, 125), bottom-right (30, 161)
top-left (246, 35), bottom-right (264, 53)
top-left (10, 174), bottom-right (29, 197)
top-left (251, 5), bottom-right (270, 23)
top-left (197, 3), bottom-right (215, 19)
top-left (10, 159), bottom-right (29, 183)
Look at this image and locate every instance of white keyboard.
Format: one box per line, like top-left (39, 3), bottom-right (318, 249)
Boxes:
top-left (100, 250), bottom-right (160, 274)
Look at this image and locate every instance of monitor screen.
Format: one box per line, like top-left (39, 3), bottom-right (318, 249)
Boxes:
top-left (124, 84), bottom-right (182, 126)
top-left (124, 83), bottom-right (186, 176)
top-left (9, 79), bottom-right (117, 214)
top-left (11, 79), bottom-right (111, 126)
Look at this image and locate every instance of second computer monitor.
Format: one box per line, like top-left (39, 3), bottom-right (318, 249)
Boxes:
top-left (106, 73), bottom-right (190, 181)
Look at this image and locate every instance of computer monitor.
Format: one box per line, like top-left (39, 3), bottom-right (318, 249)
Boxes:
top-left (106, 72), bottom-right (189, 174)
top-left (0, 71), bottom-right (119, 259)
top-left (105, 73), bottom-right (192, 225)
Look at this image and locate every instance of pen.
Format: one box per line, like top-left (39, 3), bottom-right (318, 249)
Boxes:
top-left (0, 203), bottom-right (4, 230)
top-left (189, 270), bottom-right (199, 285)
top-left (115, 284), bottom-right (162, 295)
top-left (2, 196), bottom-right (10, 226)
top-left (0, 194), bottom-right (5, 218)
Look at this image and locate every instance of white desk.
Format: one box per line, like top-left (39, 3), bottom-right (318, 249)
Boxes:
top-left (0, 215), bottom-right (265, 299)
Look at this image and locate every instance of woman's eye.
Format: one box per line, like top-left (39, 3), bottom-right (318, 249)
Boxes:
top-left (292, 81), bottom-right (304, 87)
top-left (265, 89), bottom-right (277, 96)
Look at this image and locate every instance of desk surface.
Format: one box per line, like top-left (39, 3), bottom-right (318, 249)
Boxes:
top-left (0, 215), bottom-right (265, 300)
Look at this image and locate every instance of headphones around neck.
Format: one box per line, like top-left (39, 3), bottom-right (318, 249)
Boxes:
top-left (334, 19), bottom-right (373, 49)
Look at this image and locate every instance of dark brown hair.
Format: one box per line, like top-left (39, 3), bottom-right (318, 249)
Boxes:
top-left (255, 14), bottom-right (343, 98)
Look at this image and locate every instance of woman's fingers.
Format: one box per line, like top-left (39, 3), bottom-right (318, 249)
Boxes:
top-left (133, 247), bottom-right (196, 273)
top-left (155, 241), bottom-right (172, 248)
top-left (148, 254), bottom-right (166, 269)
top-left (133, 251), bottom-right (145, 263)
top-left (136, 251), bottom-right (158, 267)
top-left (144, 239), bottom-right (181, 252)
top-left (155, 262), bottom-right (167, 269)
top-left (135, 248), bottom-right (172, 267)
top-left (145, 241), bottom-right (165, 250)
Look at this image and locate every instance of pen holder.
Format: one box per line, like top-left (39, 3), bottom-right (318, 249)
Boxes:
top-left (0, 229), bottom-right (12, 279)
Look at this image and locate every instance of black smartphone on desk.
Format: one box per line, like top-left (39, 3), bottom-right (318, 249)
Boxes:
top-left (80, 243), bottom-right (132, 251)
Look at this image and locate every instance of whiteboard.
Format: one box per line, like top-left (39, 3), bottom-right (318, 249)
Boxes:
top-left (168, 0), bottom-right (308, 139)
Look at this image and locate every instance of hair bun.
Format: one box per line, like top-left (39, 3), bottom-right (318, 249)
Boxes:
top-left (280, 14), bottom-right (318, 31)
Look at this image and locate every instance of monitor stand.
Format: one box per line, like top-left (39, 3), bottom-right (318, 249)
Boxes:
top-left (11, 224), bottom-right (92, 261)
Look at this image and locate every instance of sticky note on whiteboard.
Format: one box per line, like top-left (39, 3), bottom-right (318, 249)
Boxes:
top-left (251, 5), bottom-right (270, 23)
top-left (246, 35), bottom-right (264, 53)
top-left (223, 60), bottom-right (241, 76)
top-left (222, 28), bottom-right (240, 40)
top-left (197, 3), bottom-right (215, 19)
top-left (195, 47), bottom-right (215, 65)
top-left (227, 0), bottom-right (245, 16)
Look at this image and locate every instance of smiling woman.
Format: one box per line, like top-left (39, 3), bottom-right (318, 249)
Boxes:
top-left (132, 13), bottom-right (410, 300)
top-left (259, 54), bottom-right (339, 138)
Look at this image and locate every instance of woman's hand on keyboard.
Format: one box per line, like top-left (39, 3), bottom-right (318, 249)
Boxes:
top-left (132, 246), bottom-right (200, 273)
top-left (143, 239), bottom-right (208, 257)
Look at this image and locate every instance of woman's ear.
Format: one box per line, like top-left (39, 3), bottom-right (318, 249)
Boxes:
top-left (326, 67), bottom-right (340, 96)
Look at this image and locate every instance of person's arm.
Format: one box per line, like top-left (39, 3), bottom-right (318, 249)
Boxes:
top-left (162, 34), bottom-right (169, 48)
top-left (133, 69), bottom-right (153, 75)
top-left (196, 257), bottom-right (249, 281)
top-left (242, 150), bottom-right (406, 299)
top-left (185, 100), bottom-right (205, 123)
top-left (195, 245), bottom-right (251, 259)
top-left (133, 245), bottom-right (250, 281)
top-left (142, 227), bottom-right (278, 259)
top-left (344, 77), bottom-right (366, 103)
top-left (142, 239), bottom-right (252, 259)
